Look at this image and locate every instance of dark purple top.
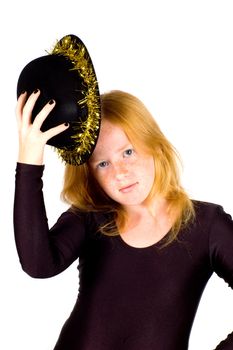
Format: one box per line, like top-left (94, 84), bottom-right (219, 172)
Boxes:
top-left (14, 163), bottom-right (233, 349)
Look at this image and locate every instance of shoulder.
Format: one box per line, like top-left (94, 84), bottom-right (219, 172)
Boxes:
top-left (193, 201), bottom-right (233, 285)
top-left (64, 206), bottom-right (112, 232)
top-left (179, 201), bottom-right (233, 268)
top-left (191, 199), bottom-right (233, 235)
top-left (192, 200), bottom-right (227, 221)
top-left (192, 199), bottom-right (222, 214)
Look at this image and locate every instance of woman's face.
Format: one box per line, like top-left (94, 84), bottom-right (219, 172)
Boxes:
top-left (89, 119), bottom-right (155, 210)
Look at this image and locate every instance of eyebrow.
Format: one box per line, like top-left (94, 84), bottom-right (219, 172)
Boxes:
top-left (90, 143), bottom-right (133, 163)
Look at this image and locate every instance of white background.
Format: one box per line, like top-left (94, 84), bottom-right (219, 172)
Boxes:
top-left (1, 0), bottom-right (233, 349)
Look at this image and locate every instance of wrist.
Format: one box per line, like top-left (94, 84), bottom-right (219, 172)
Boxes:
top-left (18, 147), bottom-right (44, 165)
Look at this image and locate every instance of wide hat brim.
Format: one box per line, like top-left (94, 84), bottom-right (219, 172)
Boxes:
top-left (17, 34), bottom-right (101, 166)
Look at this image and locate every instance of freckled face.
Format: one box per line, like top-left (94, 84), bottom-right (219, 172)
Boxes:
top-left (89, 120), bottom-right (155, 209)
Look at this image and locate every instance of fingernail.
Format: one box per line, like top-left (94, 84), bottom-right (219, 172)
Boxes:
top-left (33, 89), bottom-right (39, 94)
top-left (64, 122), bottom-right (69, 127)
top-left (21, 90), bottom-right (26, 95)
top-left (49, 99), bottom-right (55, 105)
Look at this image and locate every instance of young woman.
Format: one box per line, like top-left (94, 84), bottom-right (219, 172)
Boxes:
top-left (14, 89), bottom-right (233, 349)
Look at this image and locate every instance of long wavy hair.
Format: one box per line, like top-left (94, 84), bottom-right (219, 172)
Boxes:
top-left (61, 90), bottom-right (195, 245)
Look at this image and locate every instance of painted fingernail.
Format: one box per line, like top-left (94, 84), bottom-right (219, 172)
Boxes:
top-left (64, 122), bottom-right (69, 127)
top-left (33, 89), bottom-right (39, 94)
top-left (21, 90), bottom-right (26, 95)
top-left (49, 99), bottom-right (55, 105)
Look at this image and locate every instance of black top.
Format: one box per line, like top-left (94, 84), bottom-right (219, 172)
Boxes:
top-left (13, 163), bottom-right (233, 350)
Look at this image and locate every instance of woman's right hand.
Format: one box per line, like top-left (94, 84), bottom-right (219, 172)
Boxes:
top-left (16, 90), bottom-right (69, 165)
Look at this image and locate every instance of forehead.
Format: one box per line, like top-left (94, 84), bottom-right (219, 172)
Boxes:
top-left (90, 120), bottom-right (130, 160)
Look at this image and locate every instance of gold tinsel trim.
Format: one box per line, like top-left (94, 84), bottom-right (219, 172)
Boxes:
top-left (50, 35), bottom-right (101, 165)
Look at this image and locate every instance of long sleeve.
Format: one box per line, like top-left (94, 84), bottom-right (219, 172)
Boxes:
top-left (209, 205), bottom-right (233, 349)
top-left (13, 163), bottom-right (87, 278)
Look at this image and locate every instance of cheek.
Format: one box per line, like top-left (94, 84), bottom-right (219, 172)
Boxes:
top-left (141, 158), bottom-right (155, 184)
top-left (148, 159), bottom-right (155, 178)
top-left (94, 172), bottom-right (113, 193)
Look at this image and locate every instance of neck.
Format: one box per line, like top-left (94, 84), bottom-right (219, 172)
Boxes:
top-left (122, 197), bottom-right (169, 231)
top-left (124, 196), bottom-right (167, 217)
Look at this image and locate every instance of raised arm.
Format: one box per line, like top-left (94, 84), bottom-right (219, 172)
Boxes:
top-left (14, 92), bottom-right (85, 278)
top-left (14, 163), bottom-right (87, 278)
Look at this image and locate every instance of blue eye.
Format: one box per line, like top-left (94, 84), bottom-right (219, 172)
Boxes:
top-left (123, 149), bottom-right (134, 157)
top-left (97, 161), bottom-right (109, 168)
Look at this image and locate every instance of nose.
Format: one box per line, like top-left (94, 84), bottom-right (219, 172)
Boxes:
top-left (113, 161), bottom-right (129, 181)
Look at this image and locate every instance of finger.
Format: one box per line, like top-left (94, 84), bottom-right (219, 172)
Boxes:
top-left (15, 91), bottom-right (27, 126)
top-left (22, 89), bottom-right (41, 126)
top-left (32, 99), bottom-right (56, 130)
top-left (43, 123), bottom-right (70, 143)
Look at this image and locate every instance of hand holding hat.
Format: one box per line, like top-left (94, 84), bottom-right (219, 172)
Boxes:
top-left (16, 89), bottom-right (70, 165)
top-left (16, 34), bottom-right (101, 166)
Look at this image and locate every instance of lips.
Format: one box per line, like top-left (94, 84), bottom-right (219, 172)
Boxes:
top-left (119, 182), bottom-right (138, 193)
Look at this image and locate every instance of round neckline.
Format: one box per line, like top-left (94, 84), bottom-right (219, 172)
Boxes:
top-left (116, 229), bottom-right (171, 250)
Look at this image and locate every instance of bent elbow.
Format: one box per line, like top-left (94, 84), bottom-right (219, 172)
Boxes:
top-left (21, 264), bottom-right (59, 279)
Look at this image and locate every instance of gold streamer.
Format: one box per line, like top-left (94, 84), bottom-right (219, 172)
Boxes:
top-left (50, 35), bottom-right (101, 165)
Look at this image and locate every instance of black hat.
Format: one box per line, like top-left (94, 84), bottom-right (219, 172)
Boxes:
top-left (17, 34), bottom-right (101, 165)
